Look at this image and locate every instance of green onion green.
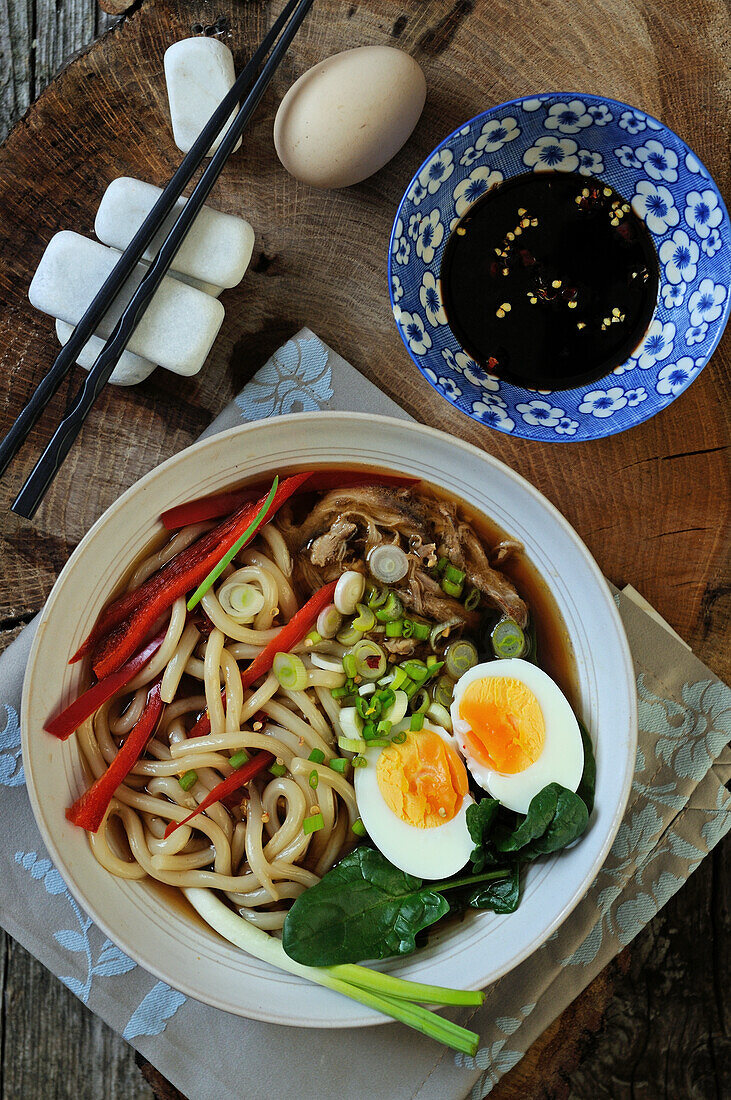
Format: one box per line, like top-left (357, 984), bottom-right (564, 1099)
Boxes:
top-left (353, 603), bottom-right (376, 632)
top-left (329, 757), bottom-right (349, 774)
top-left (187, 477), bottom-right (278, 611)
top-left (385, 619), bottom-right (403, 637)
top-left (442, 578), bottom-right (463, 599)
top-left (410, 713), bottom-right (424, 732)
top-left (309, 769), bottom-right (319, 789)
top-left (352, 818), bottom-right (367, 836)
top-left (179, 769), bottom-right (198, 792)
top-left (229, 750), bottom-right (250, 769)
top-left (269, 762), bottom-right (287, 777)
top-left (374, 592), bottom-right (403, 622)
top-left (308, 748), bottom-right (326, 764)
top-left (464, 587), bottom-right (481, 612)
top-left (304, 812), bottom-right (325, 835)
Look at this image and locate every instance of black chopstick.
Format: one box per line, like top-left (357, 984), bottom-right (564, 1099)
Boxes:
top-left (5, 0), bottom-right (314, 517)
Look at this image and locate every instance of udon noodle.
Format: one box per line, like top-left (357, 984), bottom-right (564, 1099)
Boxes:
top-left (78, 522), bottom-right (356, 931)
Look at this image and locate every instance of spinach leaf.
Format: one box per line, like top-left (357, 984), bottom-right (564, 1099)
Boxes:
top-left (494, 784), bottom-right (563, 853)
top-left (495, 783), bottom-right (589, 857)
top-left (521, 787), bottom-right (588, 856)
top-left (282, 847), bottom-right (449, 966)
top-left (465, 797), bottom-right (500, 870)
top-left (468, 862), bottom-right (520, 913)
top-left (577, 719), bottom-right (596, 815)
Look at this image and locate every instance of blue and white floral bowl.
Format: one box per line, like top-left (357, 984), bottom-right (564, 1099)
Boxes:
top-left (388, 93), bottom-right (731, 441)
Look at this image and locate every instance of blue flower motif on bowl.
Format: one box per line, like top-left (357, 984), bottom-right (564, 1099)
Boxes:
top-left (388, 93), bottom-right (731, 440)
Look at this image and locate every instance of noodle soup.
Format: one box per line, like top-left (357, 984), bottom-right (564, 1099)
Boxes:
top-left (50, 467), bottom-right (590, 963)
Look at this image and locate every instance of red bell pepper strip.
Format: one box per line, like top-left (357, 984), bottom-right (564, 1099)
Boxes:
top-left (66, 680), bottom-right (164, 833)
top-left (163, 750), bottom-right (274, 838)
top-left (45, 630), bottom-right (166, 741)
top-left (81, 473), bottom-right (312, 680)
top-left (160, 470), bottom-right (418, 529)
top-left (188, 579), bottom-right (339, 739)
top-left (71, 472), bottom-right (312, 667)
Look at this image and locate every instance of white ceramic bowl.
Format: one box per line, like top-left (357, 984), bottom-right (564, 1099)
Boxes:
top-left (21, 413), bottom-right (636, 1027)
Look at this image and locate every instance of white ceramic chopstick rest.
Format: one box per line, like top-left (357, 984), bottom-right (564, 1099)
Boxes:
top-left (55, 320), bottom-right (156, 386)
top-left (29, 232), bottom-right (224, 377)
top-left (164, 37), bottom-right (242, 157)
top-left (95, 177), bottom-right (254, 290)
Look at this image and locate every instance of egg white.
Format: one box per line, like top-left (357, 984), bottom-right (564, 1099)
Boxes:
top-left (450, 659), bottom-right (584, 815)
top-left (354, 721), bottom-right (474, 880)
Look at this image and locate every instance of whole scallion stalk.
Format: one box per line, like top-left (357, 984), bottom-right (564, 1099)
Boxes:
top-left (184, 888), bottom-right (482, 1054)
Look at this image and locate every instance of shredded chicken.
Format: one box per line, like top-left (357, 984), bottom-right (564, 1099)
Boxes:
top-left (277, 483), bottom-right (528, 626)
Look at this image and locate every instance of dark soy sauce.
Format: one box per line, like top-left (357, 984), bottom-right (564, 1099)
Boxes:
top-left (440, 172), bottom-right (660, 390)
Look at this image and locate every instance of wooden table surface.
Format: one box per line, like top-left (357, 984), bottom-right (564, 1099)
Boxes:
top-left (1, 1), bottom-right (728, 1097)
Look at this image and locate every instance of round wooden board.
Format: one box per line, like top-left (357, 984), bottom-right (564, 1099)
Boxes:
top-left (0, 1), bottom-right (728, 1097)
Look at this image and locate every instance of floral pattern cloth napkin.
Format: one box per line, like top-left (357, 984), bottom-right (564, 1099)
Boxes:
top-left (0, 330), bottom-right (728, 1100)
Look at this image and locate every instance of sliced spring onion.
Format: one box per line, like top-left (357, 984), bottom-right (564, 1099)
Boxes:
top-left (426, 701), bottom-right (453, 732)
top-left (444, 563), bottom-right (466, 586)
top-left (426, 655), bottom-right (440, 668)
top-left (217, 580), bottom-right (266, 623)
top-left (444, 639), bottom-right (479, 679)
top-left (375, 592), bottom-right (404, 622)
top-left (366, 738), bottom-right (390, 747)
top-left (384, 689), bottom-right (408, 725)
top-left (491, 617), bottom-right (527, 659)
top-left (464, 587), bottom-right (481, 612)
top-left (368, 544), bottom-right (409, 584)
top-left (410, 713), bottom-right (425, 732)
top-left (353, 603), bottom-right (376, 632)
top-left (386, 666), bottom-right (409, 691)
top-left (342, 653), bottom-right (358, 679)
top-left (310, 652), bottom-right (346, 673)
top-left (338, 707), bottom-right (364, 741)
top-left (352, 818), bottom-right (367, 836)
top-left (304, 629), bottom-right (322, 647)
top-left (435, 557), bottom-right (448, 575)
top-left (269, 762), bottom-right (287, 777)
top-left (442, 578), bottom-right (463, 599)
top-left (330, 685), bottom-right (349, 700)
top-left (338, 736), bottom-right (367, 753)
top-left (316, 603), bottom-right (343, 639)
top-left (337, 623), bottom-right (364, 647)
top-left (334, 571), bottom-right (366, 615)
top-left (304, 811), bottom-right (325, 835)
top-left (377, 718), bottom-right (392, 735)
top-left (391, 730), bottom-right (407, 744)
top-left (352, 755), bottom-right (368, 768)
top-left (412, 688), bottom-right (430, 714)
top-left (229, 749), bottom-right (250, 768)
top-left (187, 477), bottom-right (278, 611)
top-left (385, 619), bottom-right (403, 638)
top-left (429, 617), bottom-right (463, 651)
top-left (179, 769), bottom-right (198, 792)
top-left (401, 658), bottom-right (428, 681)
top-left (308, 748), bottom-right (326, 764)
top-left (432, 675), bottom-right (455, 709)
top-left (273, 652), bottom-right (308, 691)
top-left (409, 619), bottom-right (432, 641)
top-left (367, 586), bottom-right (389, 609)
top-left (362, 721), bottom-right (377, 739)
top-left (401, 618), bottom-right (414, 638)
top-left (309, 769), bottom-right (319, 789)
top-left (329, 757), bottom-right (349, 774)
top-left (352, 639), bottom-right (387, 681)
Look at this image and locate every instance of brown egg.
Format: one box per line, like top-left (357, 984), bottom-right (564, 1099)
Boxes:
top-left (273, 46), bottom-right (426, 189)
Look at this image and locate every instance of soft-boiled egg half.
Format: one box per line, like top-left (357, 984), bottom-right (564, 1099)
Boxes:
top-left (354, 720), bottom-right (474, 880)
top-left (450, 659), bottom-right (583, 815)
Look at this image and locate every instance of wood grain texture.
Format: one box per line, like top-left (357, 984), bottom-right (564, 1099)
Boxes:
top-left (0, 1), bottom-right (728, 1098)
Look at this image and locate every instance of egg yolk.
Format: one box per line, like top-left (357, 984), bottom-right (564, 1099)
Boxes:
top-left (459, 677), bottom-right (545, 774)
top-left (376, 730), bottom-right (469, 828)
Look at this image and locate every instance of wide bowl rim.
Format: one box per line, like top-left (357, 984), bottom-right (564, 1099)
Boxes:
top-left (387, 90), bottom-right (731, 441)
top-left (21, 411), bottom-right (637, 1026)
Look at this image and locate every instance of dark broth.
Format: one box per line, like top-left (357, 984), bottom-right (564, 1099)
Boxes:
top-left (440, 172), bottom-right (659, 390)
